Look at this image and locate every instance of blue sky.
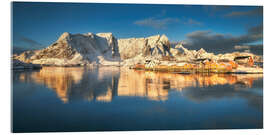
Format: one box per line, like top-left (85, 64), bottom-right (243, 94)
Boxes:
top-left (12, 2), bottom-right (263, 52)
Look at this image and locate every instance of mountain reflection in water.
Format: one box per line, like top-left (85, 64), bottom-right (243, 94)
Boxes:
top-left (17, 67), bottom-right (263, 106)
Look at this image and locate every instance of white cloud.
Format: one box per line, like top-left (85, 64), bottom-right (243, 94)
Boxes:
top-left (184, 18), bottom-right (203, 26)
top-left (134, 17), bottom-right (179, 29)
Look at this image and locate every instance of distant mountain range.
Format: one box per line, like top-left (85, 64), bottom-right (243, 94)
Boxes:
top-left (12, 32), bottom-right (263, 67)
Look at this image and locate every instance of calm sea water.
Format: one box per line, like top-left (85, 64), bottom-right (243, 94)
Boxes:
top-left (12, 67), bottom-right (263, 132)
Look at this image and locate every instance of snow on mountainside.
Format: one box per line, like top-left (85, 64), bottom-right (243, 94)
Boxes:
top-left (117, 34), bottom-right (170, 59)
top-left (13, 32), bottom-right (121, 66)
top-left (13, 32), bottom-right (172, 66)
top-left (12, 32), bottom-right (263, 68)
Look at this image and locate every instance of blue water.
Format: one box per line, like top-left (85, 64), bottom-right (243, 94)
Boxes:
top-left (12, 67), bottom-right (263, 132)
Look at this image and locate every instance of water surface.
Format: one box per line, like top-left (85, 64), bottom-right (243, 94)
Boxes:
top-left (12, 67), bottom-right (263, 132)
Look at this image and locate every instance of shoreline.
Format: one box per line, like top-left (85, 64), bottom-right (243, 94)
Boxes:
top-left (12, 64), bottom-right (263, 74)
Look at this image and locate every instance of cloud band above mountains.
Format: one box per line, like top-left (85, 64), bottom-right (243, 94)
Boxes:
top-left (224, 7), bottom-right (263, 17)
top-left (183, 24), bottom-right (263, 53)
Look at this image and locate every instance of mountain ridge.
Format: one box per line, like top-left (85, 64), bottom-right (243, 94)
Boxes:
top-left (13, 32), bottom-right (263, 68)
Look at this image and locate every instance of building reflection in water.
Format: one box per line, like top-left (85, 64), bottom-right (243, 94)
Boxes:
top-left (18, 67), bottom-right (263, 104)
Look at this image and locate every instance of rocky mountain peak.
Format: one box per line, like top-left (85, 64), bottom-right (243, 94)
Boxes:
top-left (14, 32), bottom-right (121, 66)
top-left (175, 43), bottom-right (184, 49)
top-left (198, 48), bottom-right (206, 54)
top-left (174, 43), bottom-right (190, 55)
top-left (146, 35), bottom-right (161, 48)
top-left (96, 32), bottom-right (113, 37)
top-left (117, 34), bottom-right (171, 59)
top-left (160, 34), bottom-right (170, 46)
top-left (57, 32), bottom-right (70, 42)
top-left (96, 32), bottom-right (117, 49)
